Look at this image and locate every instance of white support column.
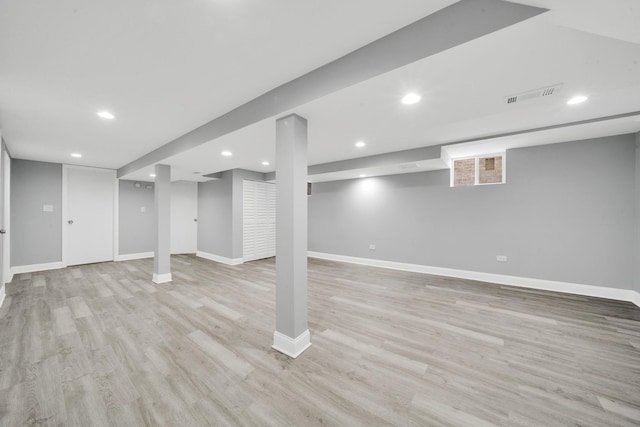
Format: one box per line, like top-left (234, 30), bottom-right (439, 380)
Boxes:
top-left (153, 164), bottom-right (172, 284)
top-left (272, 114), bottom-right (311, 358)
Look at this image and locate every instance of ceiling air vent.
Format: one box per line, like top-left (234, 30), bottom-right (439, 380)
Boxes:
top-left (504, 83), bottom-right (563, 105)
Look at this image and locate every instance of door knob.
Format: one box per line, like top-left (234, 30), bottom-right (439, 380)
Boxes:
top-left (0, 229), bottom-right (5, 234)
top-left (68, 220), bottom-right (74, 225)
top-left (194, 218), bottom-right (198, 222)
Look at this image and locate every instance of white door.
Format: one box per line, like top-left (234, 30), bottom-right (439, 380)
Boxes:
top-left (64, 166), bottom-right (116, 266)
top-left (243, 180), bottom-right (276, 262)
top-left (171, 180), bottom-right (197, 254)
top-left (2, 150), bottom-right (10, 285)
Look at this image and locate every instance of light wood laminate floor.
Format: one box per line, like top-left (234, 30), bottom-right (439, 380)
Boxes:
top-left (1, 255), bottom-right (639, 426)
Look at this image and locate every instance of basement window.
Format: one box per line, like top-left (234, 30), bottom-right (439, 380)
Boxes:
top-left (451, 153), bottom-right (505, 187)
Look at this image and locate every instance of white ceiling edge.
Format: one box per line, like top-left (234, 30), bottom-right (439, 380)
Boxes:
top-left (441, 114), bottom-right (640, 159)
top-left (120, 165), bottom-right (219, 183)
top-left (308, 158), bottom-right (449, 183)
top-left (304, 115), bottom-right (640, 184)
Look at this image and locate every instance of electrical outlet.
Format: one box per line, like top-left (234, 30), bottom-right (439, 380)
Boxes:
top-left (140, 206), bottom-right (146, 213)
top-left (369, 244), bottom-right (376, 250)
top-left (496, 255), bottom-right (507, 262)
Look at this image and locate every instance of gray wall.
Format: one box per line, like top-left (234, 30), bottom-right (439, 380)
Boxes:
top-left (309, 135), bottom-right (636, 290)
top-left (635, 132), bottom-right (640, 292)
top-left (197, 169), bottom-right (266, 259)
top-left (198, 171), bottom-right (233, 258)
top-left (119, 180), bottom-right (155, 255)
top-left (10, 159), bottom-right (62, 266)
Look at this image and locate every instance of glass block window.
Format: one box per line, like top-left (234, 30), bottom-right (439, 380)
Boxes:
top-left (479, 156), bottom-right (503, 184)
top-left (451, 154), bottom-right (505, 187)
top-left (453, 158), bottom-right (475, 186)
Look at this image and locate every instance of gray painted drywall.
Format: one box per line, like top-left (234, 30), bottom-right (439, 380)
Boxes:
top-left (154, 164), bottom-right (171, 277)
top-left (635, 132), bottom-right (640, 292)
top-left (198, 171), bottom-right (233, 258)
top-left (197, 169), bottom-right (265, 259)
top-left (118, 0), bottom-right (545, 178)
top-left (275, 114), bottom-right (309, 339)
top-left (10, 159), bottom-right (62, 266)
top-left (118, 180), bottom-right (154, 255)
top-left (309, 135), bottom-right (636, 290)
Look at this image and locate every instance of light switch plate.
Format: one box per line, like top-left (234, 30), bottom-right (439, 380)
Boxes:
top-left (43, 204), bottom-right (54, 212)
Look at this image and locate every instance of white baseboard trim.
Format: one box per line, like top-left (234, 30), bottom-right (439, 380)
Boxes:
top-left (152, 273), bottom-right (172, 284)
top-left (11, 261), bottom-right (64, 275)
top-left (272, 330), bottom-right (312, 358)
top-left (115, 252), bottom-right (154, 262)
top-left (631, 291), bottom-right (640, 308)
top-left (308, 251), bottom-right (640, 308)
top-left (196, 251), bottom-right (243, 266)
top-left (0, 283), bottom-right (5, 308)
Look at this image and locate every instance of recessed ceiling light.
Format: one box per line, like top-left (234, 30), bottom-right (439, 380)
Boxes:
top-left (71, 153), bottom-right (82, 158)
top-left (401, 93), bottom-right (421, 105)
top-left (221, 150), bottom-right (232, 157)
top-left (359, 174), bottom-right (367, 178)
top-left (97, 111), bottom-right (115, 120)
top-left (149, 173), bottom-right (156, 178)
top-left (567, 95), bottom-right (588, 105)
top-left (262, 161), bottom-right (270, 166)
top-left (355, 141), bottom-right (366, 148)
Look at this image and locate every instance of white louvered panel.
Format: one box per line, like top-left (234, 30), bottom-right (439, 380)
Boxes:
top-left (243, 180), bottom-right (276, 262)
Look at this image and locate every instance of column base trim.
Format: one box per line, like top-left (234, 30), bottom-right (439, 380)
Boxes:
top-left (152, 273), bottom-right (172, 284)
top-left (0, 283), bottom-right (5, 308)
top-left (196, 251), bottom-right (243, 266)
top-left (272, 330), bottom-right (311, 358)
top-left (632, 291), bottom-right (640, 308)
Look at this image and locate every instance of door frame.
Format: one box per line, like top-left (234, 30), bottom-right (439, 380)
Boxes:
top-left (61, 165), bottom-right (118, 267)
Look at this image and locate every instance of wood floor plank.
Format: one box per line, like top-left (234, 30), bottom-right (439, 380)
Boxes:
top-left (68, 296), bottom-right (92, 319)
top-left (53, 307), bottom-right (77, 337)
top-left (187, 330), bottom-right (254, 379)
top-left (0, 255), bottom-right (638, 426)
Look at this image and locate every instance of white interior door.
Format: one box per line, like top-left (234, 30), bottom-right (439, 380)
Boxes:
top-left (2, 150), bottom-right (10, 284)
top-left (171, 180), bottom-right (197, 254)
top-left (243, 180), bottom-right (275, 262)
top-left (64, 166), bottom-right (115, 266)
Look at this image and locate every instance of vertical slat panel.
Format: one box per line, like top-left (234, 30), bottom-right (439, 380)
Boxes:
top-left (243, 180), bottom-right (276, 262)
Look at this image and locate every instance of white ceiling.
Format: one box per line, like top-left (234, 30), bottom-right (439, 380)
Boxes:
top-left (1, 0), bottom-right (640, 182)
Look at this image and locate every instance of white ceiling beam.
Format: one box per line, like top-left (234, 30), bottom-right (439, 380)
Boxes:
top-left (117, 0), bottom-right (547, 178)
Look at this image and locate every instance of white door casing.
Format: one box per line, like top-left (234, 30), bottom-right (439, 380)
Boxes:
top-left (63, 166), bottom-right (116, 266)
